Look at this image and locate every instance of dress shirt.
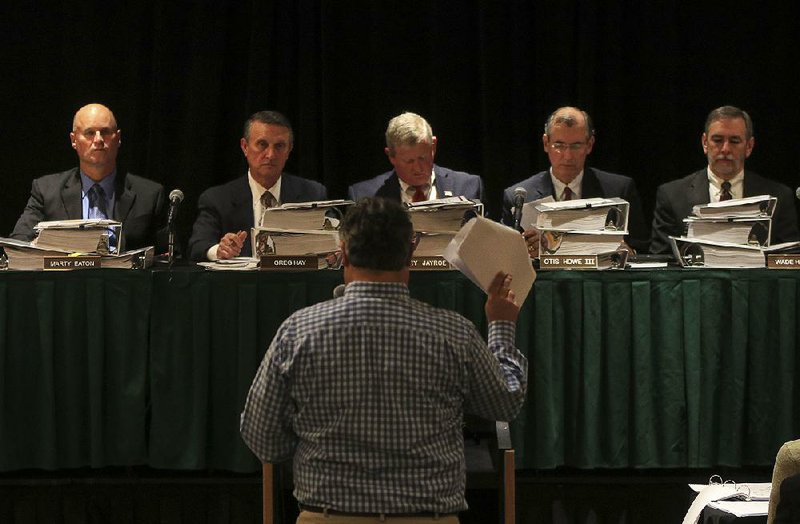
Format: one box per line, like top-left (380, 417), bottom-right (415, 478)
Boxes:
top-left (240, 281), bottom-right (527, 514)
top-left (398, 170), bottom-right (438, 204)
top-left (205, 170), bottom-right (282, 261)
top-left (707, 168), bottom-right (743, 202)
top-left (80, 171), bottom-right (116, 219)
top-left (550, 169), bottom-right (584, 201)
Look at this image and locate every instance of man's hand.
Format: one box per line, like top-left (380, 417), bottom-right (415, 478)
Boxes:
top-left (485, 271), bottom-right (519, 323)
top-left (523, 228), bottom-right (539, 258)
top-left (216, 230), bottom-right (248, 259)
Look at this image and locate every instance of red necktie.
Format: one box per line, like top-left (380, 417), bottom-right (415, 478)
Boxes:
top-left (563, 187), bottom-right (574, 201)
top-left (412, 185), bottom-right (427, 202)
top-left (720, 181), bottom-right (732, 201)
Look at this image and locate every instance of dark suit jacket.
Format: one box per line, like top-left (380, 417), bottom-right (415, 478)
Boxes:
top-left (10, 167), bottom-right (167, 251)
top-left (347, 164), bottom-right (485, 206)
top-left (187, 173), bottom-right (328, 261)
top-left (502, 167), bottom-right (649, 253)
top-left (775, 473), bottom-right (800, 524)
top-left (650, 169), bottom-right (800, 254)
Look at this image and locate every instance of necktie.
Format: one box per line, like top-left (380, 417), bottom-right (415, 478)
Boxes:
top-left (563, 186), bottom-right (574, 201)
top-left (260, 191), bottom-right (278, 226)
top-left (411, 185), bottom-right (428, 203)
top-left (720, 181), bottom-right (732, 201)
top-left (88, 184), bottom-right (108, 219)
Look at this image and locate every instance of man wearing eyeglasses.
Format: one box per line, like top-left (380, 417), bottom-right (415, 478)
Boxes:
top-left (10, 103), bottom-right (167, 251)
top-left (650, 105), bottom-right (799, 254)
top-left (501, 106), bottom-right (648, 255)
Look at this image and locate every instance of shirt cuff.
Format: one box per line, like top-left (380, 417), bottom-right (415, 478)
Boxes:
top-left (487, 320), bottom-right (516, 348)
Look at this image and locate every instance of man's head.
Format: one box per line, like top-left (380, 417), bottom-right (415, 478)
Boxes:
top-left (384, 112), bottom-right (438, 188)
top-left (70, 103), bottom-right (121, 181)
top-left (542, 106), bottom-right (595, 184)
top-left (701, 105), bottom-right (754, 180)
top-left (240, 110), bottom-right (294, 189)
top-left (340, 197), bottom-right (415, 281)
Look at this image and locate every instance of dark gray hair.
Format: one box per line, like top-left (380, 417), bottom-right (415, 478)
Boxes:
top-left (340, 197), bottom-right (414, 271)
top-left (704, 105), bottom-right (754, 139)
top-left (243, 110), bottom-right (294, 143)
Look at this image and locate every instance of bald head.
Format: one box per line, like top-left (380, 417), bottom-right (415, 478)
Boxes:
top-left (542, 106), bottom-right (596, 184)
top-left (70, 103), bottom-right (121, 181)
top-left (544, 106), bottom-right (594, 140)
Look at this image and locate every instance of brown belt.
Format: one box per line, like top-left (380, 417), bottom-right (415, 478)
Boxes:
top-left (298, 504), bottom-right (458, 519)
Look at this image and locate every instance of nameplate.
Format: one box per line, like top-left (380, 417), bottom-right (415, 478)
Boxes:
top-left (260, 255), bottom-right (321, 270)
top-left (539, 252), bottom-right (627, 270)
top-left (43, 256), bottom-right (101, 270)
top-left (767, 254), bottom-right (800, 269)
top-left (410, 256), bottom-right (453, 271)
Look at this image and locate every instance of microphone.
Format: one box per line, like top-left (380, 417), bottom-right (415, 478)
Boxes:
top-left (333, 284), bottom-right (346, 298)
top-left (167, 189), bottom-right (184, 263)
top-left (512, 187), bottom-right (527, 231)
top-left (167, 189), bottom-right (184, 229)
top-left (795, 187), bottom-right (800, 200)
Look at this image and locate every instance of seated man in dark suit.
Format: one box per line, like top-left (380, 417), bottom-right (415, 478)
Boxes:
top-left (502, 106), bottom-right (648, 255)
top-left (187, 110), bottom-right (328, 261)
top-left (10, 103), bottom-right (167, 251)
top-left (651, 105), bottom-right (800, 254)
top-left (347, 111), bottom-right (484, 206)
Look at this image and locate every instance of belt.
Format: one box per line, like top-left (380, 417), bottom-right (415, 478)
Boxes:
top-left (298, 503), bottom-right (458, 519)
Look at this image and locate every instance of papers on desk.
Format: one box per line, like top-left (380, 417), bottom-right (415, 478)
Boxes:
top-left (443, 216), bottom-right (536, 304)
top-left (692, 194), bottom-right (776, 219)
top-left (683, 481), bottom-right (771, 524)
top-left (197, 257), bottom-right (259, 271)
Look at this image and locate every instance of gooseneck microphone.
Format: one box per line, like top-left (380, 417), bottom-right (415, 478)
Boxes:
top-left (167, 189), bottom-right (184, 263)
top-left (333, 284), bottom-right (346, 298)
top-left (512, 187), bottom-right (527, 232)
top-left (795, 186), bottom-right (800, 200)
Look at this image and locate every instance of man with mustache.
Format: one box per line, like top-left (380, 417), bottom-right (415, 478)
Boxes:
top-left (650, 105), bottom-right (799, 254)
top-left (187, 110), bottom-right (327, 261)
top-left (10, 103), bottom-right (167, 251)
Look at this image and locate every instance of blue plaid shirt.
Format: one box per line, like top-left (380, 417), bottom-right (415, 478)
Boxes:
top-left (240, 281), bottom-right (527, 514)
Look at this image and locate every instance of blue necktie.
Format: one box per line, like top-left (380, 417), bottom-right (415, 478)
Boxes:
top-left (88, 184), bottom-right (108, 219)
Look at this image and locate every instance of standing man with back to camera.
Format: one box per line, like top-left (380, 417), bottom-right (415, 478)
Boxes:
top-left (187, 110), bottom-right (328, 261)
top-left (650, 105), bottom-right (800, 254)
top-left (241, 197), bottom-right (528, 523)
top-left (10, 103), bottom-right (167, 251)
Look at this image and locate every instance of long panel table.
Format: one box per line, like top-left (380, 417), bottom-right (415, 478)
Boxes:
top-left (1, 267), bottom-right (798, 473)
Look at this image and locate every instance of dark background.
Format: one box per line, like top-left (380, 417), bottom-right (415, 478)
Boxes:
top-left (2, 1), bottom-right (799, 250)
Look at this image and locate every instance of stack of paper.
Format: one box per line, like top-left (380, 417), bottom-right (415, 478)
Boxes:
top-left (407, 196), bottom-right (483, 259)
top-left (32, 218), bottom-right (122, 254)
top-left (251, 200), bottom-right (352, 258)
top-left (0, 237), bottom-right (153, 270)
top-left (671, 195), bottom-right (780, 268)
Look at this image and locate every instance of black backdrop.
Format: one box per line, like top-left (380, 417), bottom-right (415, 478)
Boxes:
top-left (2, 1), bottom-right (799, 250)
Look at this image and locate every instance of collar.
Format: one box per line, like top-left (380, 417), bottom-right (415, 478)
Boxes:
top-left (341, 281), bottom-right (410, 299)
top-left (249, 170), bottom-right (282, 207)
top-left (397, 169), bottom-right (437, 203)
top-left (706, 167), bottom-right (744, 200)
top-left (80, 170), bottom-right (116, 196)
top-left (549, 168), bottom-right (584, 200)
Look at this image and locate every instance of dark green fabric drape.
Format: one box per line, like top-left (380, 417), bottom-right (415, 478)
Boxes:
top-left (1, 268), bottom-right (798, 473)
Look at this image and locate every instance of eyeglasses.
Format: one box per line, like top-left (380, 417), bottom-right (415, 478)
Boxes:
top-left (76, 127), bottom-right (118, 140)
top-left (549, 142), bottom-right (588, 153)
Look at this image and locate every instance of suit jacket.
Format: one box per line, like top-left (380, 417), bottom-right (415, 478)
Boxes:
top-left (10, 167), bottom-right (167, 251)
top-left (187, 173), bottom-right (328, 261)
top-left (650, 169), bottom-right (800, 254)
top-left (347, 164), bottom-right (485, 206)
top-left (502, 167), bottom-right (649, 253)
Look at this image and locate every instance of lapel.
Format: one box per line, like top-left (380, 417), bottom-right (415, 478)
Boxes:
top-left (113, 172), bottom-right (135, 221)
top-left (433, 165), bottom-right (455, 198)
top-left (580, 168), bottom-right (604, 198)
top-left (232, 176), bottom-right (255, 229)
top-left (530, 172), bottom-right (556, 200)
top-left (742, 170), bottom-right (762, 197)
top-left (62, 169), bottom-right (83, 219)
top-left (687, 169), bottom-right (711, 206)
top-left (375, 173), bottom-right (403, 201)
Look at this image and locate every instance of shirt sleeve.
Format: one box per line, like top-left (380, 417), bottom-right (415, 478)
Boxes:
top-left (464, 319), bottom-right (528, 422)
top-left (240, 322), bottom-right (298, 463)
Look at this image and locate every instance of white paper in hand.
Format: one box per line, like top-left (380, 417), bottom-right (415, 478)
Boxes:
top-left (443, 216), bottom-right (536, 304)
